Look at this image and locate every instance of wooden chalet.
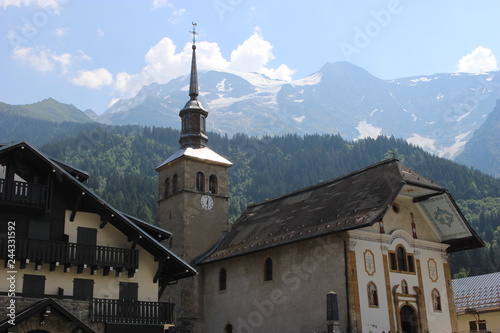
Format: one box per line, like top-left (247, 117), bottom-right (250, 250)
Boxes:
top-left (0, 141), bottom-right (196, 333)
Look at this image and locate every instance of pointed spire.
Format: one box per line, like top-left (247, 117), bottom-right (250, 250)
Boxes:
top-left (189, 23), bottom-right (199, 100)
top-left (178, 23), bottom-right (208, 149)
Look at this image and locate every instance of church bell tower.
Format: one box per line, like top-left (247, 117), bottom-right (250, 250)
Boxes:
top-left (156, 24), bottom-right (232, 333)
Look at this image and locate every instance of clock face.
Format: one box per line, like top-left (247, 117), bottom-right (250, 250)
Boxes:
top-left (200, 195), bottom-right (214, 210)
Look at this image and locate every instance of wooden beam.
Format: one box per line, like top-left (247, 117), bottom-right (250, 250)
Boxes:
top-left (70, 192), bottom-right (85, 222)
top-left (413, 191), bottom-right (444, 203)
top-left (153, 258), bottom-right (167, 283)
top-left (99, 213), bottom-right (114, 229)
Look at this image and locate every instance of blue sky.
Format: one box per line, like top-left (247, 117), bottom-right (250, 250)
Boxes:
top-left (1, 0), bottom-right (499, 114)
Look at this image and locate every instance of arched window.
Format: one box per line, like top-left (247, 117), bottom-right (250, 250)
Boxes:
top-left (224, 324), bottom-right (233, 333)
top-left (196, 172), bottom-right (205, 191)
top-left (164, 178), bottom-right (170, 198)
top-left (367, 282), bottom-right (379, 307)
top-left (172, 174), bottom-right (178, 194)
top-left (182, 116), bottom-right (190, 131)
top-left (201, 116), bottom-right (206, 132)
top-left (219, 269), bottom-right (227, 291)
top-left (397, 246), bottom-right (408, 272)
top-left (264, 257), bottom-right (273, 281)
top-left (209, 174), bottom-right (218, 194)
top-left (389, 245), bottom-right (415, 273)
top-left (432, 289), bottom-right (442, 311)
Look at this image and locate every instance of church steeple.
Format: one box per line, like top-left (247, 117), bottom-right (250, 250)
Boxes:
top-left (179, 22), bottom-right (208, 149)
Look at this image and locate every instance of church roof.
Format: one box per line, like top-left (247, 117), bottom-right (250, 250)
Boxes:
top-left (200, 159), bottom-right (482, 264)
top-left (156, 146), bottom-right (233, 170)
top-left (453, 272), bottom-right (500, 313)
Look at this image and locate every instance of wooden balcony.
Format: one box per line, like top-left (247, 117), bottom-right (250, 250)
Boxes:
top-left (0, 179), bottom-right (47, 207)
top-left (0, 237), bottom-right (139, 274)
top-left (91, 298), bottom-right (175, 325)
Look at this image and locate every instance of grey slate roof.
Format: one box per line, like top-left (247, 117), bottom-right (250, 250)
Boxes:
top-left (453, 272), bottom-right (500, 312)
top-left (200, 159), bottom-right (481, 264)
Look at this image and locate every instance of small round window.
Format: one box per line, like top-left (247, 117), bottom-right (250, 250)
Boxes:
top-left (392, 203), bottom-right (400, 214)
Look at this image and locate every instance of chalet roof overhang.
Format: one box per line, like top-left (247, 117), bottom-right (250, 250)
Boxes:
top-left (0, 298), bottom-right (95, 333)
top-left (0, 141), bottom-right (197, 282)
top-left (200, 159), bottom-right (483, 264)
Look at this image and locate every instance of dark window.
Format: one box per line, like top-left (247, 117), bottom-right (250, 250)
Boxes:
top-left (73, 278), bottom-right (94, 300)
top-left (225, 324), bottom-right (233, 333)
top-left (196, 172), bottom-right (205, 191)
top-left (201, 116), bottom-right (206, 132)
top-left (264, 257), bottom-right (273, 281)
top-left (397, 246), bottom-right (408, 271)
top-left (23, 274), bottom-right (45, 297)
top-left (389, 245), bottom-right (415, 273)
top-left (389, 252), bottom-right (397, 270)
top-left (172, 174), bottom-right (178, 194)
top-left (326, 292), bottom-right (339, 321)
top-left (119, 282), bottom-right (138, 301)
top-left (469, 321), bottom-right (487, 332)
top-left (28, 221), bottom-right (50, 240)
top-left (209, 174), bottom-right (218, 194)
top-left (182, 116), bottom-right (190, 131)
top-left (164, 178), bottom-right (170, 198)
top-left (219, 269), bottom-right (227, 291)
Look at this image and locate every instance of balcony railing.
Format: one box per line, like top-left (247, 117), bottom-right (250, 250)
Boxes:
top-left (91, 298), bottom-right (175, 325)
top-left (0, 238), bottom-right (139, 271)
top-left (0, 179), bottom-right (47, 206)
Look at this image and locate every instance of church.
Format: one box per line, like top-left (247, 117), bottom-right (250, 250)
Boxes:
top-left (156, 31), bottom-right (484, 333)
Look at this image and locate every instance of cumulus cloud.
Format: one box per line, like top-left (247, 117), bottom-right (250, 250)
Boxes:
top-left (12, 46), bottom-right (71, 73)
top-left (0, 0), bottom-right (64, 14)
top-left (71, 68), bottom-right (113, 89)
top-left (113, 28), bottom-right (294, 99)
top-left (457, 46), bottom-right (498, 73)
top-left (229, 28), bottom-right (294, 80)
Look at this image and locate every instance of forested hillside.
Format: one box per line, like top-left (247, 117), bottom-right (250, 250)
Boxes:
top-left (37, 124), bottom-right (500, 277)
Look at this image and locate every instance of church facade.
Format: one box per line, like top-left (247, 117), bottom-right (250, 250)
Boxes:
top-left (157, 33), bottom-right (483, 333)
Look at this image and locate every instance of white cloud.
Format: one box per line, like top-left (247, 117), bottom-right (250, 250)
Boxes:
top-left (71, 68), bottom-right (113, 89)
top-left (0, 0), bottom-right (63, 14)
top-left (457, 46), bottom-right (498, 73)
top-left (151, 0), bottom-right (172, 10)
top-left (168, 8), bottom-right (186, 24)
top-left (229, 28), bottom-right (295, 80)
top-left (112, 28), bottom-right (294, 100)
top-left (97, 28), bottom-right (105, 39)
top-left (11, 46), bottom-right (71, 73)
top-left (54, 27), bottom-right (67, 37)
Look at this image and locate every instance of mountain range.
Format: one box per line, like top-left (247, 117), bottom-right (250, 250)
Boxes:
top-left (1, 61), bottom-right (498, 177)
top-left (98, 61), bottom-right (500, 160)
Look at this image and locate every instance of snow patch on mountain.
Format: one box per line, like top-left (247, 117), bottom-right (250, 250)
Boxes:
top-left (407, 134), bottom-right (436, 151)
top-left (355, 121), bottom-right (382, 140)
top-left (293, 116), bottom-right (306, 123)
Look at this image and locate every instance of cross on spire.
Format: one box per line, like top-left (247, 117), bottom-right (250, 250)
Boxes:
top-left (189, 22), bottom-right (198, 45)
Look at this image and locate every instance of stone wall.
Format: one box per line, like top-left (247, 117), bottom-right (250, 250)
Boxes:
top-left (0, 296), bottom-right (104, 333)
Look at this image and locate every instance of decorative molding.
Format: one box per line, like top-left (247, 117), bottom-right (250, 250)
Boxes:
top-left (428, 258), bottom-right (438, 282)
top-left (363, 249), bottom-right (376, 276)
top-left (349, 239), bottom-right (357, 251)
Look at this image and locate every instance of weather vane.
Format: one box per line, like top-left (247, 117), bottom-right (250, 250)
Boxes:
top-left (189, 22), bottom-right (198, 45)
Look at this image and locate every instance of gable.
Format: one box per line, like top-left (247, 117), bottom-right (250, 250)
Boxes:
top-left (0, 141), bottom-right (196, 282)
